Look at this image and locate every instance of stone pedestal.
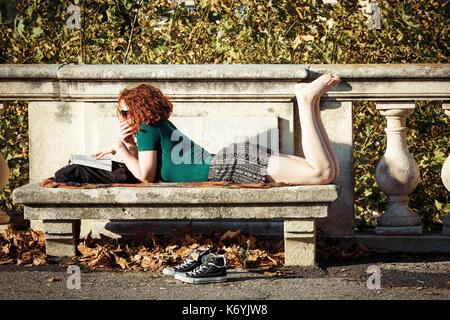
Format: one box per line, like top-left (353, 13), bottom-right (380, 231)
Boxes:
top-left (43, 220), bottom-right (80, 257)
top-left (375, 103), bottom-right (422, 235)
top-left (284, 220), bottom-right (316, 266)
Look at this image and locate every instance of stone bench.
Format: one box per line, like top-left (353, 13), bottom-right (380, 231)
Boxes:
top-left (12, 182), bottom-right (340, 266)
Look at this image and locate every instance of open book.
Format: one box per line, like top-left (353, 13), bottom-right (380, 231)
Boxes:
top-left (69, 154), bottom-right (113, 172)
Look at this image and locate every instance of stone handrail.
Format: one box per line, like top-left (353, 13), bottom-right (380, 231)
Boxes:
top-left (1, 63), bottom-right (449, 238)
top-left (0, 64), bottom-right (449, 101)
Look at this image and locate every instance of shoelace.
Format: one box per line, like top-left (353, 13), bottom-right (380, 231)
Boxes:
top-left (174, 248), bottom-right (208, 270)
top-left (187, 260), bottom-right (226, 276)
top-left (175, 259), bottom-right (196, 270)
top-left (187, 264), bottom-right (209, 276)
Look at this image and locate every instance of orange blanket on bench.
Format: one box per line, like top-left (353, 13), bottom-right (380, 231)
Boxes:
top-left (39, 177), bottom-right (293, 189)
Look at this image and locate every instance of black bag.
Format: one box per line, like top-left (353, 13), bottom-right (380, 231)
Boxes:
top-left (54, 161), bottom-right (140, 184)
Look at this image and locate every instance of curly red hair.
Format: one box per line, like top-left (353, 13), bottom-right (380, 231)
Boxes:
top-left (117, 84), bottom-right (173, 132)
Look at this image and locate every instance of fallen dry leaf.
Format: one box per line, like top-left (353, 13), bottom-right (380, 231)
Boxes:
top-left (263, 271), bottom-right (279, 277)
top-left (220, 230), bottom-right (241, 242)
top-left (113, 253), bottom-right (129, 270)
top-left (33, 255), bottom-right (46, 266)
top-left (77, 243), bottom-right (100, 258)
top-left (0, 259), bottom-right (13, 265)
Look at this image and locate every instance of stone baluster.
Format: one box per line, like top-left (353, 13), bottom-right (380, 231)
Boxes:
top-left (375, 102), bottom-right (422, 234)
top-left (442, 103), bottom-right (450, 235)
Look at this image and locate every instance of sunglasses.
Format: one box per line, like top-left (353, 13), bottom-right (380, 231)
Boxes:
top-left (120, 110), bottom-right (129, 118)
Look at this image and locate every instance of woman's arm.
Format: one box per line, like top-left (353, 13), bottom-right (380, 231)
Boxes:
top-left (124, 143), bottom-right (138, 158)
top-left (114, 141), bottom-right (157, 182)
top-left (118, 120), bottom-right (139, 158)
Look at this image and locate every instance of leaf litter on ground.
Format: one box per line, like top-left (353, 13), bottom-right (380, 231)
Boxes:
top-left (1, 226), bottom-right (374, 274)
top-left (0, 225), bottom-right (285, 273)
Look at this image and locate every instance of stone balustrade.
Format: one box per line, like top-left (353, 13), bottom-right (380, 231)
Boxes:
top-left (1, 64), bottom-right (449, 251)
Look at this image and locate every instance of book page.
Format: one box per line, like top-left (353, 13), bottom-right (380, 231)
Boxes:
top-left (71, 154), bottom-right (112, 164)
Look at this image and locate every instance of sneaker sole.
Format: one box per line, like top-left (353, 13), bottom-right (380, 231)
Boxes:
top-left (174, 274), bottom-right (228, 284)
top-left (162, 268), bottom-right (176, 276)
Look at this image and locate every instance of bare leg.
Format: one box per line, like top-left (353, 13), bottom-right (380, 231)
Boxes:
top-left (266, 73), bottom-right (340, 184)
top-left (313, 95), bottom-right (340, 180)
top-left (307, 94), bottom-right (336, 181)
top-left (295, 83), bottom-right (339, 181)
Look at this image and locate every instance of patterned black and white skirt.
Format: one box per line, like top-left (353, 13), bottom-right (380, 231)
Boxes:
top-left (207, 140), bottom-right (274, 183)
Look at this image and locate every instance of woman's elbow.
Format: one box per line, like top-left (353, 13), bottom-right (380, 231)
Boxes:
top-left (139, 173), bottom-right (156, 183)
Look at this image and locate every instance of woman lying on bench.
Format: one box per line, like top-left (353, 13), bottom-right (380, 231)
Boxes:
top-left (55, 73), bottom-right (340, 185)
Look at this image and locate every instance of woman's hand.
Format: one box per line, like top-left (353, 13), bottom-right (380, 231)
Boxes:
top-left (91, 144), bottom-right (118, 160)
top-left (119, 120), bottom-right (136, 146)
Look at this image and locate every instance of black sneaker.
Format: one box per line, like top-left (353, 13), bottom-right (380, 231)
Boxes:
top-left (162, 248), bottom-right (211, 276)
top-left (174, 253), bottom-right (227, 284)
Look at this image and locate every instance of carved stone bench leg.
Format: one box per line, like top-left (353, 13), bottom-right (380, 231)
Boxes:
top-left (43, 220), bottom-right (80, 257)
top-left (284, 220), bottom-right (316, 266)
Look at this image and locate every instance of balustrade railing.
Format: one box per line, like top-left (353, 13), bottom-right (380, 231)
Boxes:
top-left (0, 64), bottom-right (448, 237)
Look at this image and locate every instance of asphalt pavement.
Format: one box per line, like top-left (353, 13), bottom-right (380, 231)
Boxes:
top-left (1, 255), bottom-right (449, 300)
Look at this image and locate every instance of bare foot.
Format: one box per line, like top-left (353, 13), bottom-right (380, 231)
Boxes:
top-left (294, 83), bottom-right (320, 110)
top-left (294, 73), bottom-right (341, 102)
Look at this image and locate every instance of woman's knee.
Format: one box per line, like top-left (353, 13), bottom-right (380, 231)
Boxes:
top-left (266, 154), bottom-right (335, 185)
top-left (314, 167), bottom-right (335, 184)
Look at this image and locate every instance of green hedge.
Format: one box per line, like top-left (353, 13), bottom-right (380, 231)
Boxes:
top-left (0, 101), bottom-right (28, 226)
top-left (0, 0), bottom-right (449, 229)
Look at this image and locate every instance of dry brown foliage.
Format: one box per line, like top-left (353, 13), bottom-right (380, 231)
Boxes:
top-left (0, 229), bottom-right (47, 267)
top-left (1, 226), bottom-right (285, 272)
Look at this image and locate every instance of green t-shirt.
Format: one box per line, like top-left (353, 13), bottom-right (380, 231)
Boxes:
top-left (136, 119), bottom-right (212, 182)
